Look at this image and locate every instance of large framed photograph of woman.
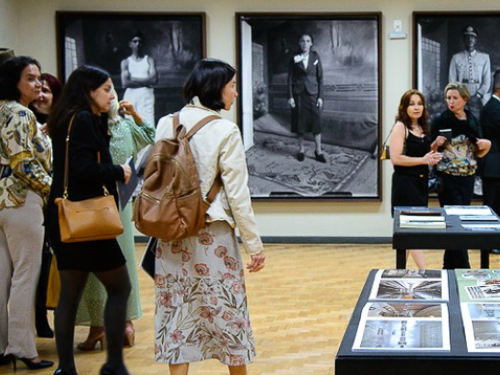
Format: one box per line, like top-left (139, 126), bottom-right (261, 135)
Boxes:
top-left (413, 12), bottom-right (500, 122)
top-left (56, 11), bottom-right (206, 126)
top-left (236, 13), bottom-right (382, 201)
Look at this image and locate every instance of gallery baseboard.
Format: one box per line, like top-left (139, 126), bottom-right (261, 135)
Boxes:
top-left (134, 236), bottom-right (391, 244)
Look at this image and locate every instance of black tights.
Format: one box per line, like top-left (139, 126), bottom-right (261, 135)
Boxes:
top-left (54, 266), bottom-right (131, 375)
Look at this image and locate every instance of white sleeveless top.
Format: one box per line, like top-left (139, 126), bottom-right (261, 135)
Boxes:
top-left (127, 55), bottom-right (149, 79)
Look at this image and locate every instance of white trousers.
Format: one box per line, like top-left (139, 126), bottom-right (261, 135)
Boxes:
top-left (0, 190), bottom-right (44, 358)
top-left (123, 87), bottom-right (155, 126)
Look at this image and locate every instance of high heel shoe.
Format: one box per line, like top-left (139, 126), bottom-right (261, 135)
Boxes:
top-left (0, 354), bottom-right (12, 366)
top-left (12, 356), bottom-right (54, 371)
top-left (314, 151), bottom-right (327, 163)
top-left (124, 321), bottom-right (135, 348)
top-left (77, 326), bottom-right (106, 351)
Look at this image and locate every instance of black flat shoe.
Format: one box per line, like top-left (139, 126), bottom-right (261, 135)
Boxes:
top-left (297, 152), bottom-right (305, 162)
top-left (315, 151), bottom-right (327, 163)
top-left (100, 364), bottom-right (129, 375)
top-left (13, 357), bottom-right (54, 371)
top-left (54, 368), bottom-right (79, 375)
top-left (0, 354), bottom-right (12, 366)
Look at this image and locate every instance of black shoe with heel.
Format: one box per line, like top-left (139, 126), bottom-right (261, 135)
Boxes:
top-left (297, 152), bottom-right (305, 162)
top-left (13, 357), bottom-right (54, 371)
top-left (314, 151), bottom-right (327, 163)
top-left (0, 354), bottom-right (12, 366)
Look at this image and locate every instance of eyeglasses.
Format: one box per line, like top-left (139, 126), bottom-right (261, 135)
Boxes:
top-left (131, 39), bottom-right (143, 44)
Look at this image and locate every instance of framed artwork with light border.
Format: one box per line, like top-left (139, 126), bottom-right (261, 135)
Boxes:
top-left (236, 12), bottom-right (382, 201)
top-left (56, 11), bottom-right (206, 125)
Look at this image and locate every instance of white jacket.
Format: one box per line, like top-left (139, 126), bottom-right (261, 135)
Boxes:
top-left (155, 99), bottom-right (263, 254)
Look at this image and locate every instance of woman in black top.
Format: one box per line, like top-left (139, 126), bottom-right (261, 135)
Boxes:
top-left (431, 82), bottom-right (491, 269)
top-left (390, 89), bottom-right (442, 269)
top-left (46, 65), bottom-right (133, 375)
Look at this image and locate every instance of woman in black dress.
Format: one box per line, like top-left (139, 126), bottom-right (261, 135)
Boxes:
top-left (46, 65), bottom-right (132, 375)
top-left (390, 89), bottom-right (442, 269)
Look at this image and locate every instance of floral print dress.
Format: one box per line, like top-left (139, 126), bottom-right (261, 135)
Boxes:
top-left (154, 221), bottom-right (256, 366)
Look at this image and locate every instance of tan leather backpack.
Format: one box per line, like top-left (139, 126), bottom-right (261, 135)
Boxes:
top-left (132, 112), bottom-right (221, 241)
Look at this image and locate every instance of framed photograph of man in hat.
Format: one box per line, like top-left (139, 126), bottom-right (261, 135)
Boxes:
top-left (236, 12), bottom-right (382, 202)
top-left (413, 12), bottom-right (500, 122)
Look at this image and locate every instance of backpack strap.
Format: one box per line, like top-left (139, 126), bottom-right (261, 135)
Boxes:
top-left (173, 112), bottom-right (223, 203)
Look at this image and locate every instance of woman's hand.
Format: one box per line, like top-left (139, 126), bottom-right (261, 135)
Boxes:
top-left (430, 135), bottom-right (447, 152)
top-left (476, 138), bottom-right (492, 158)
top-left (246, 251), bottom-right (265, 273)
top-left (435, 135), bottom-right (447, 147)
top-left (288, 98), bottom-right (296, 109)
top-left (119, 100), bottom-right (145, 125)
top-left (424, 150), bottom-right (442, 166)
top-left (121, 163), bottom-right (132, 184)
top-left (476, 138), bottom-right (491, 151)
top-left (317, 98), bottom-right (323, 109)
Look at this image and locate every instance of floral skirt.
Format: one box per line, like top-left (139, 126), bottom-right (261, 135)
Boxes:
top-left (154, 221), bottom-right (256, 366)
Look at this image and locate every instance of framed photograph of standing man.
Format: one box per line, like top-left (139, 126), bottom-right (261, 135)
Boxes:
top-left (413, 12), bottom-right (500, 122)
top-left (56, 11), bottom-right (206, 126)
top-left (236, 13), bottom-right (382, 201)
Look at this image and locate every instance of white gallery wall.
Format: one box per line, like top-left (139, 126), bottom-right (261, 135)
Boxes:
top-left (1, 0), bottom-right (498, 239)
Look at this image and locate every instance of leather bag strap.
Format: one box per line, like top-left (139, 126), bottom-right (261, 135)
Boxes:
top-left (62, 115), bottom-right (76, 199)
top-left (172, 112), bottom-right (223, 203)
top-left (62, 115), bottom-right (109, 199)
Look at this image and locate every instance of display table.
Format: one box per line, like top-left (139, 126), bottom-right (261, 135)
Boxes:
top-left (393, 207), bottom-right (500, 269)
top-left (335, 269), bottom-right (500, 375)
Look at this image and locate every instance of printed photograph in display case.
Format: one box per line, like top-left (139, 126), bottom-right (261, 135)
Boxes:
top-left (236, 13), bottom-right (382, 201)
top-left (56, 11), bottom-right (206, 126)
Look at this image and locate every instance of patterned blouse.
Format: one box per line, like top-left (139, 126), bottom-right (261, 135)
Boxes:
top-left (0, 100), bottom-right (52, 208)
top-left (431, 108), bottom-right (481, 177)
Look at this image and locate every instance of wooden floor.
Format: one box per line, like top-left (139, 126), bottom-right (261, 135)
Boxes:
top-left (4, 244), bottom-right (490, 375)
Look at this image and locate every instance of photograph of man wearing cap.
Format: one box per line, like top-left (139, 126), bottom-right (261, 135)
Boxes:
top-left (449, 25), bottom-right (491, 118)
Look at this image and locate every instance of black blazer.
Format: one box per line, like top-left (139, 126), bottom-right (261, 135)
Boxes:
top-left (287, 50), bottom-right (323, 99)
top-left (48, 109), bottom-right (124, 205)
top-left (480, 96), bottom-right (500, 178)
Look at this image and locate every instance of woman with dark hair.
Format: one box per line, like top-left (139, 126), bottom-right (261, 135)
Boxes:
top-left (46, 65), bottom-right (133, 375)
top-left (33, 73), bottom-right (63, 125)
top-left (431, 82), bottom-right (491, 269)
top-left (0, 56), bottom-right (53, 369)
top-left (30, 72), bottom-right (63, 339)
top-left (288, 33), bottom-right (325, 162)
top-left (75, 87), bottom-right (154, 350)
top-left (154, 58), bottom-right (266, 375)
top-left (390, 89), bottom-right (442, 269)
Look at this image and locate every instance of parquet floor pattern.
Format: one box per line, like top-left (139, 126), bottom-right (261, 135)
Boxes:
top-left (3, 244), bottom-right (486, 375)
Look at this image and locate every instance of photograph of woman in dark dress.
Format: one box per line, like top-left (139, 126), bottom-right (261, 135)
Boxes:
top-left (288, 33), bottom-right (325, 163)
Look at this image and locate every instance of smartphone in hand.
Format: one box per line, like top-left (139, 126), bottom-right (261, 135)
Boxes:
top-left (439, 128), bottom-right (452, 142)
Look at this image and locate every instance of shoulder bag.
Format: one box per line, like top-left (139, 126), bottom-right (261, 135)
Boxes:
top-left (55, 115), bottom-right (124, 243)
top-left (380, 124), bottom-right (407, 160)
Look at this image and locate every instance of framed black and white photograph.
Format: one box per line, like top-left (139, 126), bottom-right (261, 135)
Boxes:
top-left (236, 13), bottom-right (382, 201)
top-left (56, 11), bottom-right (206, 126)
top-left (413, 12), bottom-right (500, 122)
